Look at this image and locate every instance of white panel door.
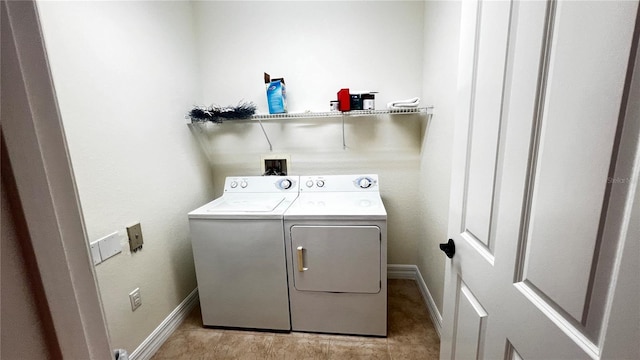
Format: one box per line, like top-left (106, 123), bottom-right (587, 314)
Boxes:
top-left (441, 1), bottom-right (639, 359)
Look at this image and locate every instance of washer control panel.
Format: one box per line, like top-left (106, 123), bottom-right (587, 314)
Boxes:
top-left (300, 175), bottom-right (379, 192)
top-left (223, 176), bottom-right (299, 193)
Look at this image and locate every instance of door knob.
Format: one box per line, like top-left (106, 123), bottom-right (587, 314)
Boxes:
top-left (439, 239), bottom-right (455, 258)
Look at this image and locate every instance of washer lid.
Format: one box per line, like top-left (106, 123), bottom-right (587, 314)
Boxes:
top-left (189, 193), bottom-right (298, 219)
top-left (207, 195), bottom-right (285, 213)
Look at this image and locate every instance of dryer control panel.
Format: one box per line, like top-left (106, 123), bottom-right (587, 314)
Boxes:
top-left (300, 174), bottom-right (379, 192)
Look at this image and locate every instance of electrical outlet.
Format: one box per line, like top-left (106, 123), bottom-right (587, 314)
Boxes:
top-left (129, 288), bottom-right (141, 311)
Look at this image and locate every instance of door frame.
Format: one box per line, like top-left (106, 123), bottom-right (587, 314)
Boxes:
top-left (2, 1), bottom-right (112, 358)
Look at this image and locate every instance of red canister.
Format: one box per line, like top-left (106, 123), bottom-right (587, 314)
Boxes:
top-left (337, 88), bottom-right (351, 112)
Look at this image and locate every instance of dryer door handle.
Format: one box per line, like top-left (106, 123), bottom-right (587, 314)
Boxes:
top-left (296, 246), bottom-right (308, 272)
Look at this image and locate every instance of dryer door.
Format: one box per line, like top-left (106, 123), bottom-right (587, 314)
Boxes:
top-left (291, 225), bottom-right (381, 294)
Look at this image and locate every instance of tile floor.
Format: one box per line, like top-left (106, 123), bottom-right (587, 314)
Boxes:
top-left (151, 279), bottom-right (439, 359)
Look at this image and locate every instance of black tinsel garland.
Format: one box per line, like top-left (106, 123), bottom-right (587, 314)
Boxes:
top-left (188, 102), bottom-right (257, 123)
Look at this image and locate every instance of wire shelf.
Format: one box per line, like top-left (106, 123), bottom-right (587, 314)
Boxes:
top-left (250, 107), bottom-right (433, 120)
top-left (188, 106), bottom-right (434, 151)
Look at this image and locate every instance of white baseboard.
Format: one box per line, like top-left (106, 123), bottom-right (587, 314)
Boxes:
top-left (388, 264), bottom-right (443, 337)
top-left (387, 264), bottom-right (418, 279)
top-left (129, 288), bottom-right (199, 360)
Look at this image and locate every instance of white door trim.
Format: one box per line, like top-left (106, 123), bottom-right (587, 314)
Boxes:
top-left (2, 1), bottom-right (112, 358)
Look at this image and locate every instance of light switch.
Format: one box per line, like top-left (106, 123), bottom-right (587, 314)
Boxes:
top-left (97, 231), bottom-right (121, 261)
top-left (90, 241), bottom-right (102, 265)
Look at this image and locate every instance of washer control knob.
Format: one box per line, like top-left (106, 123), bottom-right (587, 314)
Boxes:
top-left (230, 181), bottom-right (238, 188)
top-left (240, 181), bottom-right (248, 188)
top-left (358, 178), bottom-right (372, 189)
top-left (306, 180), bottom-right (314, 188)
top-left (280, 179), bottom-right (292, 190)
top-left (316, 180), bottom-right (325, 187)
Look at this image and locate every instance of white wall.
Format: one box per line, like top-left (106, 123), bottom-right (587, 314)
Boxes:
top-left (418, 1), bottom-right (461, 314)
top-left (193, 0), bottom-right (426, 264)
top-left (37, 1), bottom-right (215, 353)
top-left (195, 1), bottom-right (424, 114)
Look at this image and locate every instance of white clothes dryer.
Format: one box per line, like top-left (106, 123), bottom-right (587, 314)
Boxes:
top-left (188, 176), bottom-right (299, 331)
top-left (284, 174), bottom-right (387, 336)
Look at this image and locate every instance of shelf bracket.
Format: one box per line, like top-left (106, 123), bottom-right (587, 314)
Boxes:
top-left (256, 118), bottom-right (273, 151)
top-left (342, 113), bottom-right (346, 150)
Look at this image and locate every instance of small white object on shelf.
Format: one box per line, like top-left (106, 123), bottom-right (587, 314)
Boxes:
top-left (387, 97), bottom-right (420, 110)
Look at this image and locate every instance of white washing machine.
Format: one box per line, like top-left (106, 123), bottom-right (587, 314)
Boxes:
top-left (284, 174), bottom-right (387, 336)
top-left (188, 176), bottom-right (299, 331)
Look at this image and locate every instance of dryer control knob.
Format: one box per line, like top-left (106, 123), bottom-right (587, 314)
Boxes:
top-left (306, 180), bottom-right (314, 188)
top-left (280, 179), bottom-right (292, 189)
top-left (358, 178), bottom-right (372, 188)
top-left (240, 181), bottom-right (248, 188)
top-left (316, 180), bottom-right (325, 187)
top-left (230, 181), bottom-right (238, 188)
